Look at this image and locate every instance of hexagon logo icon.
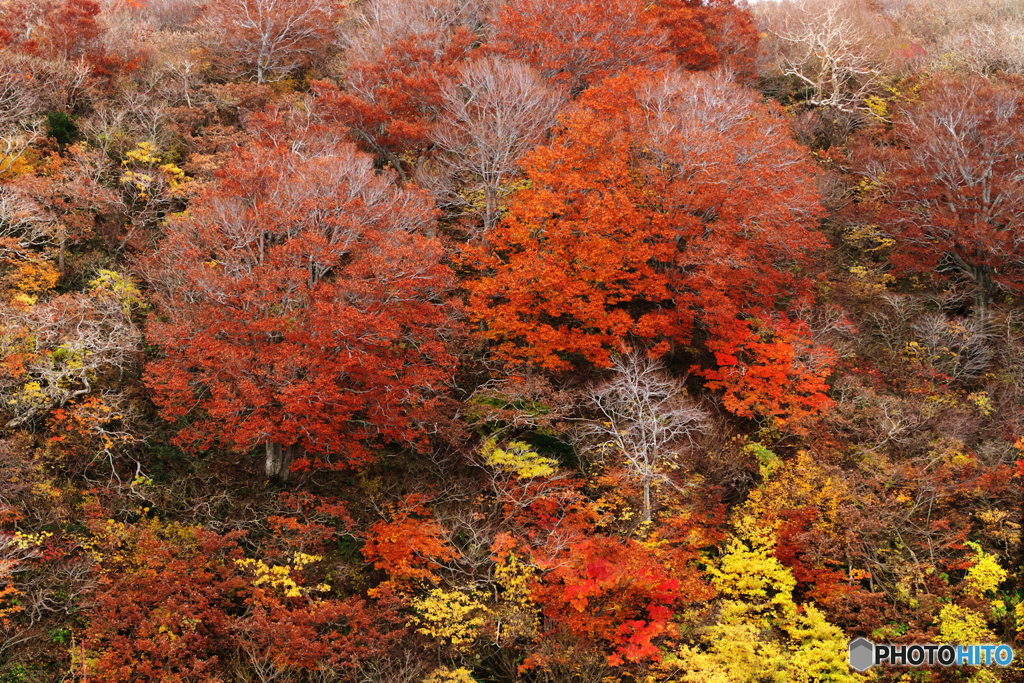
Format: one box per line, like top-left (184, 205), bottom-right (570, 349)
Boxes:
top-left (849, 637), bottom-right (875, 672)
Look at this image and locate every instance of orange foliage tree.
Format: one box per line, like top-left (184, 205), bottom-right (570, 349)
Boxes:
top-left (702, 317), bottom-right (836, 432)
top-left (12, 142), bottom-right (120, 273)
top-left (361, 494), bottom-right (455, 588)
top-left (2, 0), bottom-right (144, 78)
top-left (491, 0), bottom-right (759, 95)
top-left (463, 79), bottom-right (676, 370)
top-left (652, 0), bottom-right (760, 77)
top-left (83, 511), bottom-right (404, 680)
top-left (466, 68), bottom-right (827, 423)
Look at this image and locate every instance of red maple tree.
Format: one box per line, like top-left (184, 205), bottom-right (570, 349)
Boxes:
top-left (143, 135), bottom-right (458, 479)
top-left (490, 0), bottom-right (671, 95)
top-left (851, 74), bottom-right (1024, 307)
top-left (530, 535), bottom-right (710, 667)
top-left (312, 0), bottom-right (477, 180)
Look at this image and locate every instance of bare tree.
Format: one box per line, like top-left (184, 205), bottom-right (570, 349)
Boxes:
top-left (0, 186), bottom-right (52, 261)
top-left (760, 0), bottom-right (897, 113)
top-left (883, 0), bottom-right (1024, 50)
top-left (204, 0), bottom-right (339, 83)
top-left (138, 0), bottom-right (208, 31)
top-left (584, 352), bottom-right (709, 522)
top-left (0, 56), bottom-right (42, 179)
top-left (0, 57), bottom-right (39, 126)
top-left (935, 20), bottom-right (1024, 76)
top-left (422, 57), bottom-right (565, 233)
top-left (0, 530), bottom-right (46, 660)
top-left (911, 313), bottom-right (992, 386)
top-left (350, 653), bottom-right (427, 683)
top-left (146, 29), bottom-right (214, 108)
top-left (344, 0), bottom-right (491, 50)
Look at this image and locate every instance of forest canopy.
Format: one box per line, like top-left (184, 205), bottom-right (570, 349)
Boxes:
top-left (0, 0), bottom-right (1021, 681)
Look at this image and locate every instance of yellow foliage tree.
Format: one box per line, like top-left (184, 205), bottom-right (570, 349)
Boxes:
top-left (423, 666), bottom-right (478, 683)
top-left (743, 450), bottom-right (850, 539)
top-left (938, 603), bottom-right (996, 645)
top-left (708, 516), bottom-right (797, 627)
top-left (410, 588), bottom-right (490, 653)
top-left (963, 541), bottom-right (1008, 597)
top-left (483, 439), bottom-right (558, 479)
top-left (493, 548), bottom-right (540, 644)
top-left (662, 515), bottom-right (860, 683)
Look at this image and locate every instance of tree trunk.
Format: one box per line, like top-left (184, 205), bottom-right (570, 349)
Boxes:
top-left (642, 479), bottom-right (652, 523)
top-left (484, 185), bottom-right (499, 231)
top-left (265, 442), bottom-right (298, 482)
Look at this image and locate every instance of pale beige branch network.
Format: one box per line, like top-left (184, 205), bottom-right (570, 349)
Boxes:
top-left (760, 0), bottom-right (897, 113)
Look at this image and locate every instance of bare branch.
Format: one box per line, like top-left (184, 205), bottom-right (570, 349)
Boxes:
top-left (583, 351), bottom-right (708, 522)
top-left (422, 56), bottom-right (565, 233)
top-left (760, 0), bottom-right (897, 113)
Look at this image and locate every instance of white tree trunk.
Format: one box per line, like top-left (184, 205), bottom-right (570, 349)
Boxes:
top-left (265, 442), bottom-right (297, 481)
